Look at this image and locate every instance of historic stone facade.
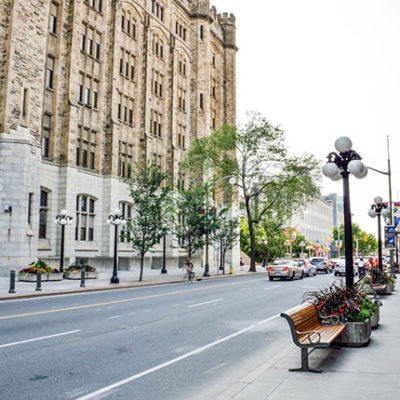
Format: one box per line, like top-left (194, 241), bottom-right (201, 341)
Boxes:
top-left (0, 0), bottom-right (237, 275)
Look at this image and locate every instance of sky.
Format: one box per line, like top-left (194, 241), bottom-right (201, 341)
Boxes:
top-left (214, 0), bottom-right (400, 235)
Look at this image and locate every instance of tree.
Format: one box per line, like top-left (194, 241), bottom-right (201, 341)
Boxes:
top-left (124, 164), bottom-right (171, 281)
top-left (173, 184), bottom-right (207, 261)
top-left (333, 224), bottom-right (377, 256)
top-left (212, 213), bottom-right (239, 273)
top-left (183, 112), bottom-right (320, 272)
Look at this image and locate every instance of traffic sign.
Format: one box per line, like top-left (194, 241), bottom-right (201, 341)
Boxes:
top-left (385, 236), bottom-right (396, 249)
top-left (385, 226), bottom-right (396, 236)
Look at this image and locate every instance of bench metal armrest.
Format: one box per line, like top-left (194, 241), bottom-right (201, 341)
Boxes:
top-left (296, 329), bottom-right (321, 344)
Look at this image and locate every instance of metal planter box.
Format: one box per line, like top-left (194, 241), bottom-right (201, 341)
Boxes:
top-left (334, 320), bottom-right (371, 347)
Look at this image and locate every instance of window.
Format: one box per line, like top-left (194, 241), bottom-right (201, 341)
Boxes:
top-left (49, 2), bottom-right (58, 34)
top-left (95, 42), bottom-right (100, 60)
top-left (176, 21), bottom-right (187, 41)
top-left (130, 56), bottom-right (135, 80)
top-left (39, 190), bottom-right (48, 239)
top-left (84, 0), bottom-right (102, 13)
top-left (87, 28), bottom-right (94, 56)
top-left (84, 76), bottom-right (91, 106)
top-left (81, 27), bottom-right (86, 51)
top-left (177, 124), bottom-right (186, 149)
top-left (28, 193), bottom-right (34, 225)
top-left (42, 113), bottom-right (51, 158)
top-left (200, 25), bottom-right (204, 40)
top-left (200, 93), bottom-right (203, 110)
top-left (119, 142), bottom-right (133, 178)
top-left (212, 53), bottom-right (216, 68)
top-left (45, 56), bottom-right (54, 89)
top-left (212, 109), bottom-right (216, 129)
top-left (75, 195), bottom-right (95, 241)
top-left (76, 127), bottom-right (97, 171)
top-left (78, 73), bottom-right (84, 103)
top-left (22, 88), bottom-right (29, 124)
top-left (212, 79), bottom-right (216, 98)
top-left (92, 80), bottom-right (98, 109)
top-left (119, 202), bottom-right (132, 242)
top-left (150, 110), bottom-right (162, 137)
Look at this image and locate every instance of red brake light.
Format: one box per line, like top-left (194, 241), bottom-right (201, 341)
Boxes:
top-left (283, 267), bottom-right (289, 271)
top-left (268, 267), bottom-right (272, 271)
top-left (323, 262), bottom-right (327, 265)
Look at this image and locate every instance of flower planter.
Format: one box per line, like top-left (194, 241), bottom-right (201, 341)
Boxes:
top-left (65, 271), bottom-right (98, 280)
top-left (375, 284), bottom-right (392, 295)
top-left (361, 283), bottom-right (375, 295)
top-left (370, 308), bottom-right (380, 329)
top-left (334, 320), bottom-right (371, 347)
top-left (18, 273), bottom-right (40, 282)
top-left (47, 272), bottom-right (63, 281)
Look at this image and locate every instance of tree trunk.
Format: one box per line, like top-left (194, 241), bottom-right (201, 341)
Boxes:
top-left (139, 253), bottom-right (145, 282)
top-left (245, 194), bottom-right (256, 272)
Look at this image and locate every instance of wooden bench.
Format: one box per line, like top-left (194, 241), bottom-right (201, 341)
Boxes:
top-left (281, 303), bottom-right (346, 373)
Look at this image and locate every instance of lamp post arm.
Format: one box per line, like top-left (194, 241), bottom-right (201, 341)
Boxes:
top-left (366, 166), bottom-right (389, 176)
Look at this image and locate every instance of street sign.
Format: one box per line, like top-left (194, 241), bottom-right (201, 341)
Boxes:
top-left (385, 226), bottom-right (396, 236)
top-left (385, 236), bottom-right (396, 249)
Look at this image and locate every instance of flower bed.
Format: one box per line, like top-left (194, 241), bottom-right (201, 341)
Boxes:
top-left (64, 264), bottom-right (98, 280)
top-left (18, 261), bottom-right (62, 282)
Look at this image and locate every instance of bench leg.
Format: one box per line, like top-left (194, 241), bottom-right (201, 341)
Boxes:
top-left (289, 348), bottom-right (322, 373)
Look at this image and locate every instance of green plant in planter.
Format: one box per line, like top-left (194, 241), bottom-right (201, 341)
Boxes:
top-left (346, 308), bottom-right (370, 323)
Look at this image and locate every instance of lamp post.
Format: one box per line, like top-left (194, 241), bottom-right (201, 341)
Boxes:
top-left (203, 175), bottom-right (236, 277)
top-left (306, 244), bottom-right (314, 258)
top-left (368, 197), bottom-right (390, 270)
top-left (323, 136), bottom-right (367, 288)
top-left (366, 136), bottom-right (396, 278)
top-left (54, 210), bottom-right (73, 276)
top-left (161, 234), bottom-right (167, 274)
top-left (299, 241), bottom-right (306, 257)
top-left (107, 208), bottom-right (126, 284)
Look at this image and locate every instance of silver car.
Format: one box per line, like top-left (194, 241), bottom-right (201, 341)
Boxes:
top-left (334, 259), bottom-right (357, 276)
top-left (268, 259), bottom-right (304, 281)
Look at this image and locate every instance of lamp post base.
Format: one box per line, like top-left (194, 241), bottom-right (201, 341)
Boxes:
top-left (110, 275), bottom-right (119, 284)
top-left (203, 264), bottom-right (211, 277)
top-left (161, 267), bottom-right (167, 274)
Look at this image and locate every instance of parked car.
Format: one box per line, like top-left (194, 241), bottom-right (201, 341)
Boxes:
top-left (295, 258), bottom-right (316, 277)
top-left (310, 257), bottom-right (331, 273)
top-left (268, 259), bottom-right (304, 281)
top-left (334, 259), bottom-right (357, 276)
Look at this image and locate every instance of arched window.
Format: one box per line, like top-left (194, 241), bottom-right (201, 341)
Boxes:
top-left (75, 195), bottom-right (96, 241)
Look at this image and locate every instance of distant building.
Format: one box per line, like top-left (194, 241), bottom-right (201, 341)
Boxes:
top-left (291, 197), bottom-right (334, 255)
top-left (322, 193), bottom-right (344, 227)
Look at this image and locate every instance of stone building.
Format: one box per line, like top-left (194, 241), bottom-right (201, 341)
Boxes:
top-left (0, 0), bottom-right (238, 276)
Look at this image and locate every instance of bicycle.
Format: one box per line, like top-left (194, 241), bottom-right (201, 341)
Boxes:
top-left (183, 268), bottom-right (195, 282)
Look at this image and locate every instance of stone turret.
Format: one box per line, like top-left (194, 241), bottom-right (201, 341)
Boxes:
top-left (191, 0), bottom-right (210, 18)
top-left (219, 12), bottom-right (237, 49)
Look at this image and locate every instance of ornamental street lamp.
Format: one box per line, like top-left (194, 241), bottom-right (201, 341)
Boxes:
top-left (161, 234), bottom-right (167, 274)
top-left (368, 197), bottom-right (390, 270)
top-left (323, 136), bottom-right (367, 288)
top-left (54, 210), bottom-right (73, 276)
top-left (107, 208), bottom-right (127, 284)
top-left (299, 241), bottom-right (306, 256)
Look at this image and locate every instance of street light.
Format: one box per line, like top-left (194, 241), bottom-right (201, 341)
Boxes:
top-left (299, 241), bottom-right (306, 256)
top-left (306, 244), bottom-right (314, 258)
top-left (204, 175), bottom-right (236, 277)
top-left (107, 208), bottom-right (127, 284)
top-left (368, 197), bottom-right (390, 270)
top-left (323, 136), bottom-right (367, 288)
top-left (54, 209), bottom-right (73, 276)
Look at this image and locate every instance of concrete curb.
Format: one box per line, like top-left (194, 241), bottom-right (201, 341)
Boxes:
top-left (0, 271), bottom-right (266, 301)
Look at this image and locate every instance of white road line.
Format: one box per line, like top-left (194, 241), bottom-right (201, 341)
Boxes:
top-left (188, 298), bottom-right (224, 308)
top-left (263, 286), bottom-right (281, 291)
top-left (0, 330), bottom-right (81, 349)
top-left (75, 314), bottom-right (279, 400)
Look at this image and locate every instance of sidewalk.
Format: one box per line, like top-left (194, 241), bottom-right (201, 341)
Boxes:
top-left (0, 266), bottom-right (265, 300)
top-left (216, 290), bottom-right (400, 400)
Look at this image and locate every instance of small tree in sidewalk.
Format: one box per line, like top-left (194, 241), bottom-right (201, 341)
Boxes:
top-left (173, 184), bottom-right (207, 262)
top-left (124, 163), bottom-right (172, 281)
top-left (212, 213), bottom-right (239, 273)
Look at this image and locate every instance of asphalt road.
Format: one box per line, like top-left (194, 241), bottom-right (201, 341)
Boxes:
top-left (0, 272), bottom-right (341, 400)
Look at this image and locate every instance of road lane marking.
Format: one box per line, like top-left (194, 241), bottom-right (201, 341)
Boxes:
top-left (0, 330), bottom-right (81, 349)
top-left (263, 286), bottom-right (281, 291)
top-left (109, 315), bottom-right (121, 319)
top-left (74, 314), bottom-right (279, 400)
top-left (0, 278), bottom-right (267, 320)
top-left (188, 298), bottom-right (223, 308)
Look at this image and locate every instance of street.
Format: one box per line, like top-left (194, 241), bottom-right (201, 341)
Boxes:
top-left (0, 273), bottom-right (339, 400)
